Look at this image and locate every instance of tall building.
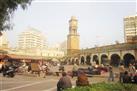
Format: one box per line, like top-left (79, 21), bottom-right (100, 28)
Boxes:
top-left (124, 14), bottom-right (137, 43)
top-left (18, 27), bottom-right (46, 49)
top-left (0, 31), bottom-right (9, 49)
top-left (67, 16), bottom-right (80, 56)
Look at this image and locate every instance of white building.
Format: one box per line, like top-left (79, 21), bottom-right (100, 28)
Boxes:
top-left (18, 27), bottom-right (47, 49)
top-left (124, 14), bottom-right (137, 43)
top-left (16, 27), bottom-right (64, 58)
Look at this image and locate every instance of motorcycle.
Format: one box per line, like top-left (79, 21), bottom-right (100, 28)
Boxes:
top-left (2, 65), bottom-right (17, 77)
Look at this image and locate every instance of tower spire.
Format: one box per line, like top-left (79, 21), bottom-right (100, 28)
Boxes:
top-left (67, 16), bottom-right (80, 56)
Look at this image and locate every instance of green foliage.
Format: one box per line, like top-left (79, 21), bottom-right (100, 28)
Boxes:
top-left (64, 82), bottom-right (137, 91)
top-left (0, 0), bottom-right (32, 31)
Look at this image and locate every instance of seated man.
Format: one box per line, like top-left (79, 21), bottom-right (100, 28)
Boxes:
top-left (76, 71), bottom-right (89, 86)
top-left (57, 72), bottom-right (72, 91)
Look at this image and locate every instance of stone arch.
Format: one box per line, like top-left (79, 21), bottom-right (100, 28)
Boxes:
top-left (101, 54), bottom-right (108, 66)
top-left (123, 53), bottom-right (135, 67)
top-left (110, 54), bottom-right (120, 67)
top-left (93, 55), bottom-right (99, 65)
top-left (80, 56), bottom-right (85, 64)
top-left (86, 55), bottom-right (91, 65)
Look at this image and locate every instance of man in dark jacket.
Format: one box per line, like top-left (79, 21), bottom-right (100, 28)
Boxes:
top-left (76, 71), bottom-right (89, 86)
top-left (57, 72), bottom-right (72, 91)
top-left (123, 71), bottom-right (131, 83)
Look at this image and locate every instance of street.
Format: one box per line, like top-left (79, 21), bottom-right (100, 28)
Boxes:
top-left (0, 75), bottom-right (59, 91)
top-left (0, 74), bottom-right (112, 91)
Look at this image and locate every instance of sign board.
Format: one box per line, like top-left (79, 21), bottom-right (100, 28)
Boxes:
top-left (31, 63), bottom-right (40, 71)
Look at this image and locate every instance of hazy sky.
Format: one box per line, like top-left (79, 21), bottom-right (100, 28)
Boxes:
top-left (6, 0), bottom-right (136, 48)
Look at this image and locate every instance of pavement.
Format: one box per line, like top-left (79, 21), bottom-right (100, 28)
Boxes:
top-left (0, 65), bottom-right (119, 91)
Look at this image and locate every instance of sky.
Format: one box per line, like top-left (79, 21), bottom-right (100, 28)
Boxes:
top-left (6, 0), bottom-right (136, 48)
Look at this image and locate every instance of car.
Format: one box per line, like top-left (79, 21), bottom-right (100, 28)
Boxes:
top-left (78, 67), bottom-right (101, 75)
top-left (69, 67), bottom-right (101, 78)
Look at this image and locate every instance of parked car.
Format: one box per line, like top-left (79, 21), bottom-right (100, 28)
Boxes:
top-left (78, 67), bottom-right (101, 75)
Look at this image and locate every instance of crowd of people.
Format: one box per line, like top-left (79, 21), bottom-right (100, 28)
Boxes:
top-left (1, 59), bottom-right (137, 91)
top-left (119, 63), bottom-right (137, 83)
top-left (56, 62), bottom-right (137, 91)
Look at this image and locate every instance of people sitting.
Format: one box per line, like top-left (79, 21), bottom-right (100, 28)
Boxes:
top-left (57, 72), bottom-right (72, 91)
top-left (76, 71), bottom-right (89, 86)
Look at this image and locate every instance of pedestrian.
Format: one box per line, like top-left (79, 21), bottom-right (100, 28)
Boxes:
top-left (108, 66), bottom-right (114, 81)
top-left (42, 64), bottom-right (47, 78)
top-left (57, 72), bottom-right (72, 91)
top-left (81, 56), bottom-right (84, 65)
top-left (88, 63), bottom-right (93, 74)
top-left (72, 64), bottom-right (78, 78)
top-left (76, 71), bottom-right (89, 86)
top-left (119, 63), bottom-right (125, 82)
top-left (128, 63), bottom-right (136, 76)
top-left (123, 71), bottom-right (131, 83)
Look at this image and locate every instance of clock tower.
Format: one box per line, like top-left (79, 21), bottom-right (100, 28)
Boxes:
top-left (67, 16), bottom-right (80, 56)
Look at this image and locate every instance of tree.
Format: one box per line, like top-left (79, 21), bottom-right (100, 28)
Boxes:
top-left (0, 0), bottom-right (32, 34)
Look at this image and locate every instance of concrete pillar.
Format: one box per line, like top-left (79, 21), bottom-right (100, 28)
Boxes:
top-left (84, 54), bottom-right (86, 62)
top-left (120, 50), bottom-right (123, 61)
top-left (90, 53), bottom-right (92, 63)
top-left (135, 50), bottom-right (137, 61)
top-left (98, 53), bottom-right (101, 65)
top-left (107, 51), bottom-right (111, 64)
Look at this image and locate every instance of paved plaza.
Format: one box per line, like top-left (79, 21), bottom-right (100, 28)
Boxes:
top-left (0, 65), bottom-right (119, 91)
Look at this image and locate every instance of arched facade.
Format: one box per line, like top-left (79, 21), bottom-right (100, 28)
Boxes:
top-left (123, 53), bottom-right (135, 67)
top-left (93, 55), bottom-right (99, 65)
top-left (101, 54), bottom-right (109, 66)
top-left (86, 55), bottom-right (91, 65)
top-left (110, 54), bottom-right (121, 67)
top-left (69, 44), bottom-right (137, 67)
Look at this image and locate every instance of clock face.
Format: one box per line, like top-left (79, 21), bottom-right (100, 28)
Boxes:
top-left (70, 21), bottom-right (77, 26)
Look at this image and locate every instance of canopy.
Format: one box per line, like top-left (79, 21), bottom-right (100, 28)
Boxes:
top-left (0, 54), bottom-right (44, 61)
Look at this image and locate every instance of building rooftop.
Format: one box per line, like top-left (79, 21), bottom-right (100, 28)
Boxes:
top-left (124, 13), bottom-right (137, 18)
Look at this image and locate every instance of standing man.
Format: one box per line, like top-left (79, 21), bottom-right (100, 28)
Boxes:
top-left (108, 66), bottom-right (114, 81)
top-left (119, 63), bottom-right (125, 82)
top-left (72, 64), bottom-right (78, 78)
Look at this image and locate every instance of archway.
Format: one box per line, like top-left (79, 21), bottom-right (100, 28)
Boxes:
top-left (86, 55), bottom-right (91, 65)
top-left (81, 56), bottom-right (85, 64)
top-left (110, 54), bottom-right (120, 67)
top-left (123, 53), bottom-right (135, 67)
top-left (93, 55), bottom-right (99, 65)
top-left (101, 54), bottom-right (108, 66)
